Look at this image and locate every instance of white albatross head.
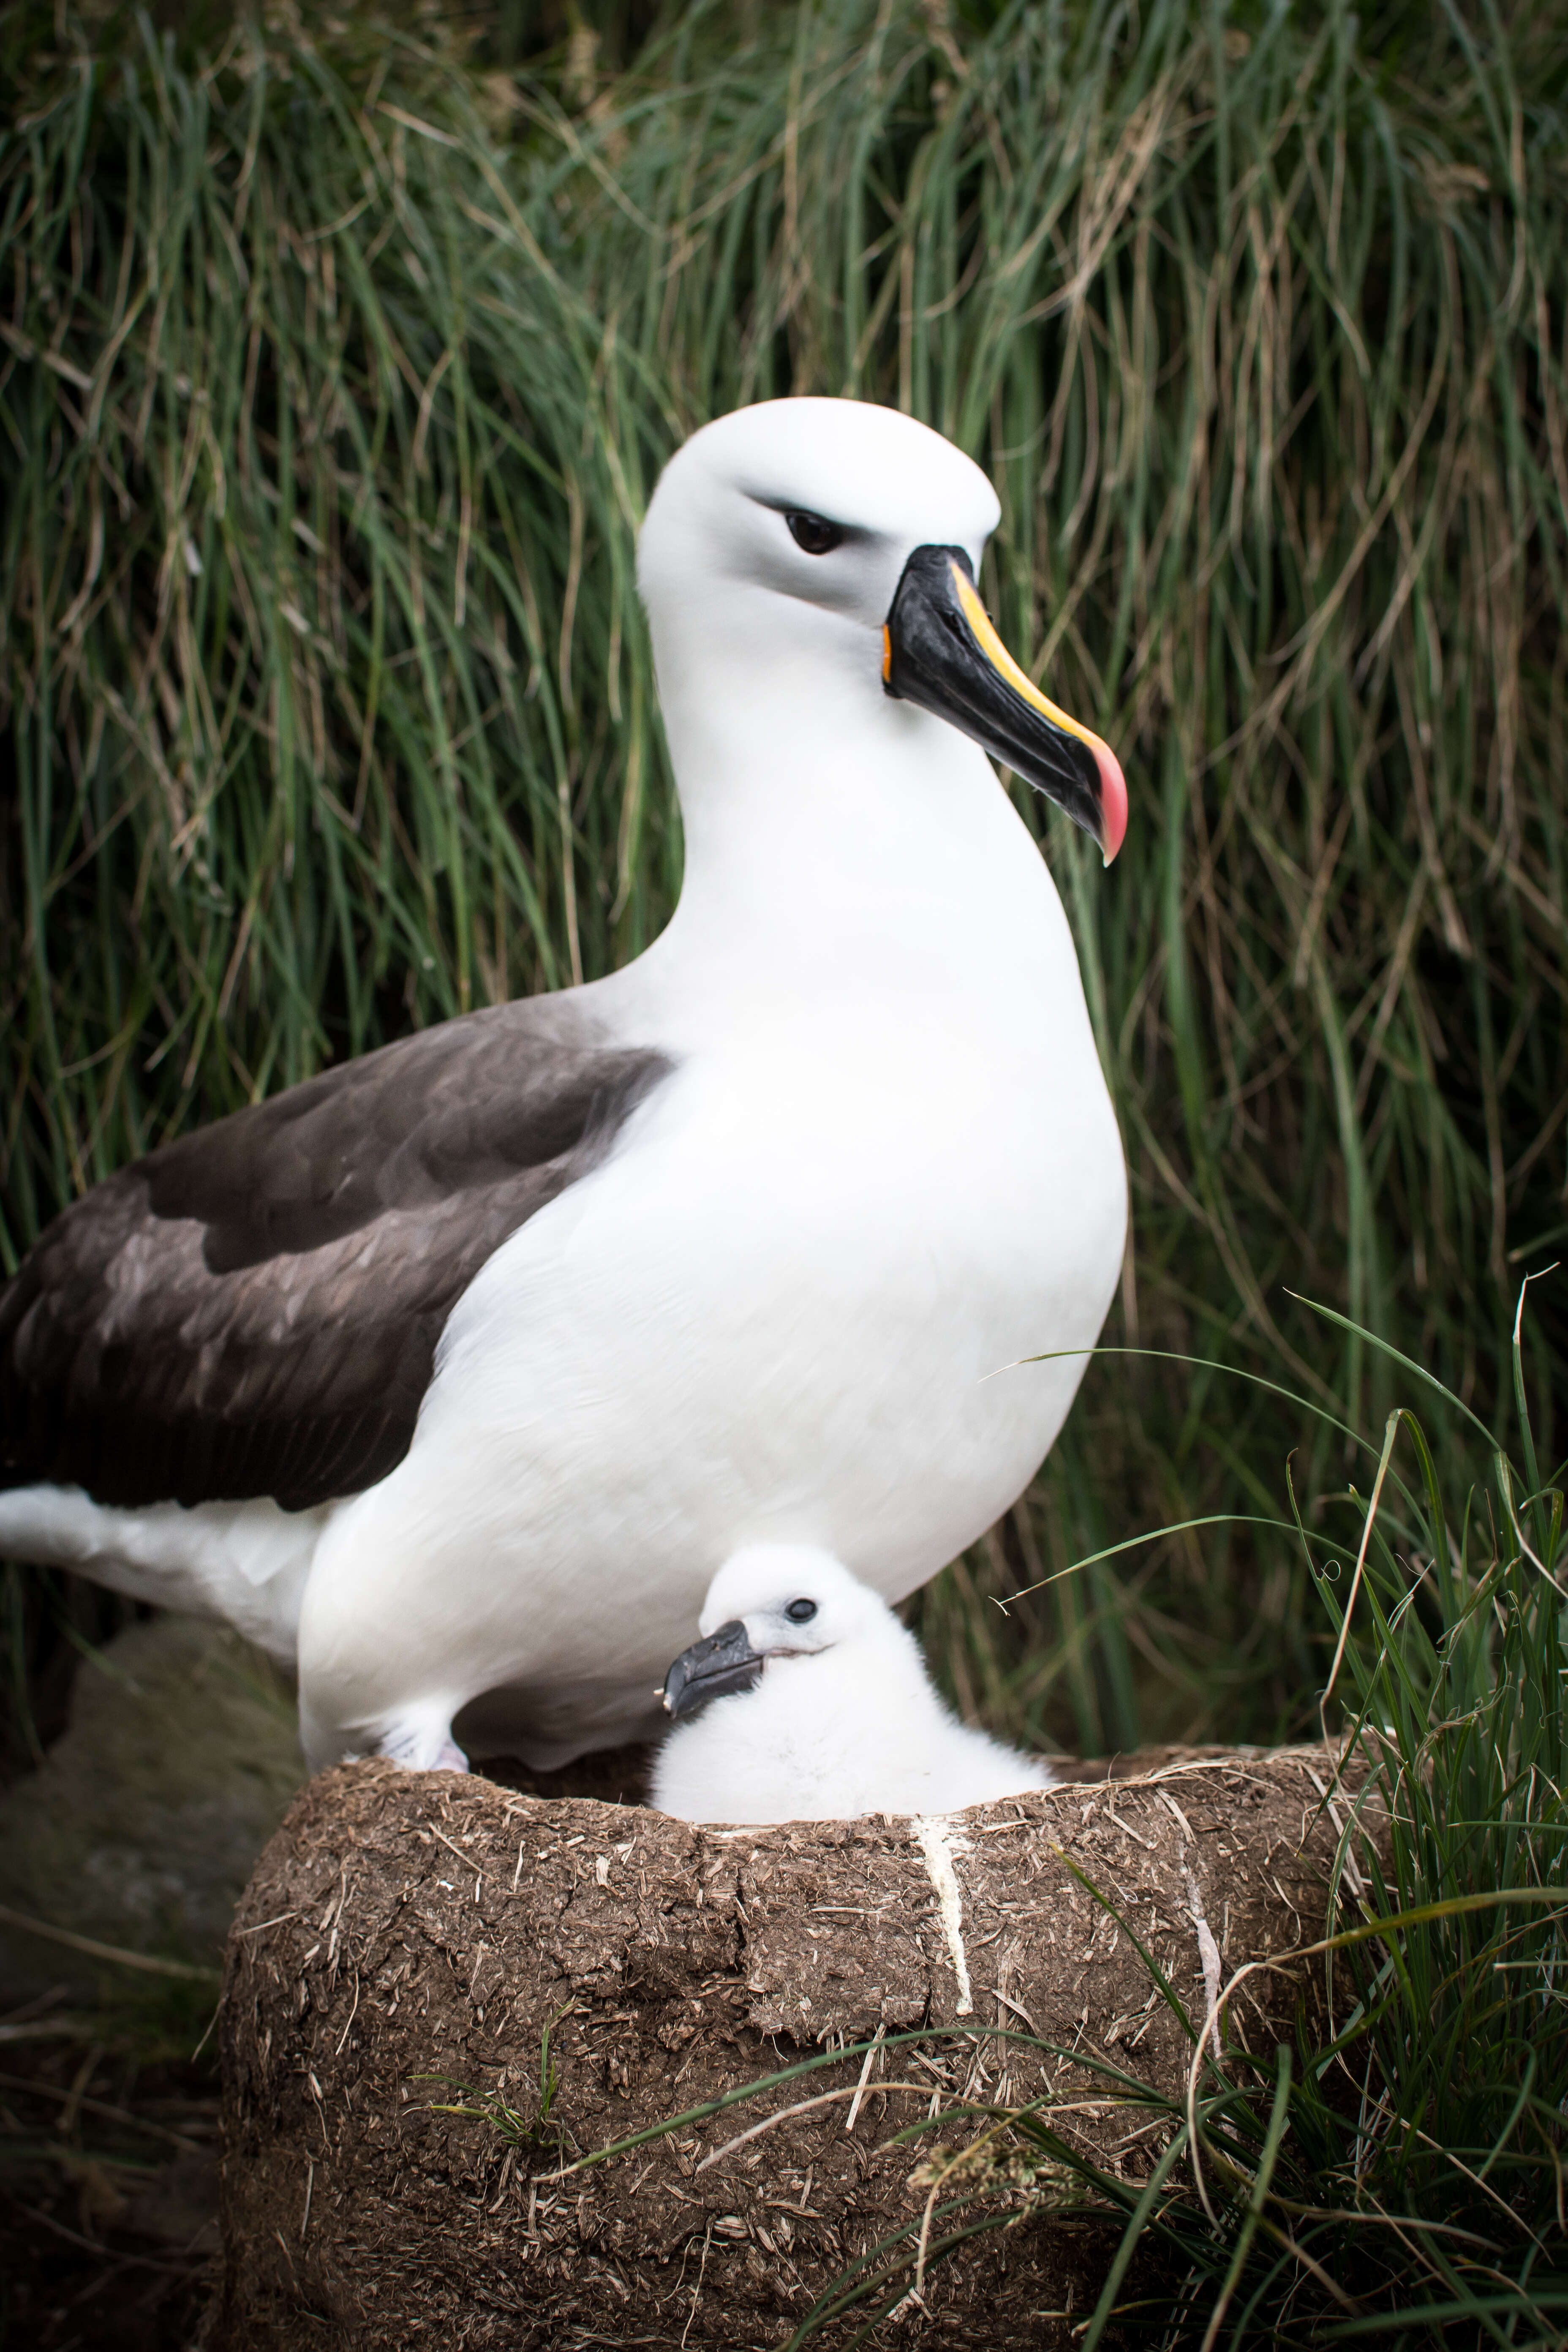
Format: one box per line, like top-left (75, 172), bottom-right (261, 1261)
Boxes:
top-left (637, 397), bottom-right (1126, 862)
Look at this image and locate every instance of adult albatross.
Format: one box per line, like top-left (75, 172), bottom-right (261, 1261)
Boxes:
top-left (0, 398), bottom-right (1128, 1775)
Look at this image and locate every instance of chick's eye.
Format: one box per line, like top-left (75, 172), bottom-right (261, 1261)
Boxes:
top-left (785, 511), bottom-right (843, 556)
top-left (785, 1598), bottom-right (818, 1625)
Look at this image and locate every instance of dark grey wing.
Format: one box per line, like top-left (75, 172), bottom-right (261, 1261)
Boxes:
top-left (0, 1002), bottom-right (672, 1511)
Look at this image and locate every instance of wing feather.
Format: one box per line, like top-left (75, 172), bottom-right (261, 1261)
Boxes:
top-left (0, 1002), bottom-right (671, 1511)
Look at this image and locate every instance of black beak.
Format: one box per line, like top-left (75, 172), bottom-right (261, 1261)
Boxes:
top-left (882, 545), bottom-right (1127, 863)
top-left (662, 1618), bottom-right (764, 1720)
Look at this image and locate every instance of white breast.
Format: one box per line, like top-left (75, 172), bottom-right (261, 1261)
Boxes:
top-left (302, 788), bottom-right (1123, 1757)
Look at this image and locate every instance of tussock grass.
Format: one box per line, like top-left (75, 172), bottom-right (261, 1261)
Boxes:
top-left (0, 0), bottom-right (1565, 1762)
top-left (890, 1313), bottom-right (1568, 2342)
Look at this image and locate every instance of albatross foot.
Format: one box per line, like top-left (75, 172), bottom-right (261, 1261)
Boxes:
top-left (377, 1715), bottom-right (470, 1774)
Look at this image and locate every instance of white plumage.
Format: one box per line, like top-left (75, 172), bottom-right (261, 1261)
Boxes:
top-left (651, 1546), bottom-right (1054, 1824)
top-left (0, 398), bottom-right (1127, 1777)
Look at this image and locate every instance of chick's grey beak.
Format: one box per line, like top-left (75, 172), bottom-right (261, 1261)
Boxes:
top-left (882, 545), bottom-right (1128, 863)
top-left (662, 1618), bottom-right (764, 1719)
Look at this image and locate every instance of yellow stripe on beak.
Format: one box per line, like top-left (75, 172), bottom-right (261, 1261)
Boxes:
top-left (949, 563), bottom-right (1104, 764)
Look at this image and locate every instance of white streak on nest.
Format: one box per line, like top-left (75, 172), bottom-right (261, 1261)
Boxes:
top-left (1162, 1790), bottom-right (1223, 2029)
top-left (1183, 1865), bottom-right (1222, 2028)
top-left (911, 1815), bottom-right (973, 2016)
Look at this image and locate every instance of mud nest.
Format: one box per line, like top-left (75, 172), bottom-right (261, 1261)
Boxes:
top-left (214, 1746), bottom-right (1356, 2349)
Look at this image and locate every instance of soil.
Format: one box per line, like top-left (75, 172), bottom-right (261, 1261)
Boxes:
top-left (0, 2025), bottom-right (219, 2351)
top-left (213, 1744), bottom-right (1356, 2350)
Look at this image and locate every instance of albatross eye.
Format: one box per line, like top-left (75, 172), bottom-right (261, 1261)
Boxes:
top-left (785, 511), bottom-right (843, 556)
top-left (784, 1597), bottom-right (818, 1624)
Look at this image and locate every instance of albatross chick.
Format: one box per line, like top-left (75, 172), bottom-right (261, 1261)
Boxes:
top-left (652, 1546), bottom-right (1053, 1824)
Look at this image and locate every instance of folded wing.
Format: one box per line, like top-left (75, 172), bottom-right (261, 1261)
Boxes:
top-left (0, 1004), bottom-right (672, 1512)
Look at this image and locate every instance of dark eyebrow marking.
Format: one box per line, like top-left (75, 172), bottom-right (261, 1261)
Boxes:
top-left (741, 490), bottom-right (875, 543)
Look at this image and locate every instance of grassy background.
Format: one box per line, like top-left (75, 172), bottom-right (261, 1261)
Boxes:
top-left (1, 10), bottom-right (1564, 2332)
top-left (2, 0), bottom-right (1565, 1765)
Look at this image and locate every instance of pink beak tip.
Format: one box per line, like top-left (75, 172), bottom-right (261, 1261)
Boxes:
top-left (1097, 743), bottom-right (1129, 866)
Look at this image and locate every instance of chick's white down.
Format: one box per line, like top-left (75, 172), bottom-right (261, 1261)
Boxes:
top-left (651, 1546), bottom-right (1054, 1824)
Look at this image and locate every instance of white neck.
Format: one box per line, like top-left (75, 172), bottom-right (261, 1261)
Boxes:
top-left (640, 590), bottom-right (1070, 1005)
